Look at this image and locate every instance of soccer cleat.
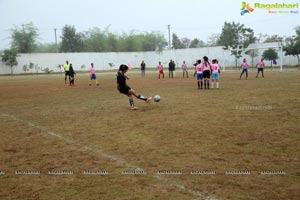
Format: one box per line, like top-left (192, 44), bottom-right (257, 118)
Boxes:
top-left (146, 97), bottom-right (152, 103)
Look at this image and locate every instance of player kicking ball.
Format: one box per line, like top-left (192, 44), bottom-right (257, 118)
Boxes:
top-left (117, 64), bottom-right (152, 110)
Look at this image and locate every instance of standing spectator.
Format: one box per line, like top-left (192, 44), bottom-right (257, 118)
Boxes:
top-left (168, 59), bottom-right (175, 78)
top-left (140, 61), bottom-right (146, 77)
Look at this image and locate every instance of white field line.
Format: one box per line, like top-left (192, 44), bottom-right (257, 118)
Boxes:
top-left (1, 113), bottom-right (218, 200)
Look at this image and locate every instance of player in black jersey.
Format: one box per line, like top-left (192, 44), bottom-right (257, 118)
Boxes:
top-left (117, 64), bottom-right (152, 110)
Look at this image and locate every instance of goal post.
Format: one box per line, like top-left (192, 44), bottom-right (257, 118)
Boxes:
top-left (244, 42), bottom-right (284, 72)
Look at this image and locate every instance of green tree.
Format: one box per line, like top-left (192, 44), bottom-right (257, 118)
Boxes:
top-left (140, 33), bottom-right (156, 51)
top-left (181, 37), bottom-right (191, 48)
top-left (1, 49), bottom-right (18, 74)
top-left (83, 27), bottom-right (110, 52)
top-left (34, 43), bottom-right (60, 53)
top-left (189, 38), bottom-right (206, 48)
top-left (120, 31), bottom-right (143, 52)
top-left (218, 21), bottom-right (256, 67)
top-left (82, 28), bottom-right (167, 52)
top-left (172, 33), bottom-right (184, 49)
top-left (245, 49), bottom-right (259, 67)
top-left (263, 34), bottom-right (283, 43)
top-left (10, 22), bottom-right (39, 53)
top-left (284, 26), bottom-right (300, 67)
top-left (107, 33), bottom-right (119, 52)
top-left (60, 25), bottom-right (85, 52)
top-left (141, 32), bottom-right (167, 52)
top-left (262, 48), bottom-right (278, 67)
top-left (207, 33), bottom-right (220, 46)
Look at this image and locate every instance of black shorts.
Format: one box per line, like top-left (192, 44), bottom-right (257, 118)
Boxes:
top-left (120, 86), bottom-right (131, 94)
top-left (203, 70), bottom-right (210, 78)
top-left (65, 71), bottom-right (70, 76)
top-left (258, 68), bottom-right (264, 72)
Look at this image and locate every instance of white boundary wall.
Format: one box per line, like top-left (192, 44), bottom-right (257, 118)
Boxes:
top-left (0, 44), bottom-right (298, 74)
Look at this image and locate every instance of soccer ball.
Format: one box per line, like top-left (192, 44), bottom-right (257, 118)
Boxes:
top-left (154, 95), bottom-right (160, 102)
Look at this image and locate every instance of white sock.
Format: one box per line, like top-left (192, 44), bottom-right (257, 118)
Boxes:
top-left (211, 82), bottom-right (214, 88)
top-left (217, 82), bottom-right (219, 88)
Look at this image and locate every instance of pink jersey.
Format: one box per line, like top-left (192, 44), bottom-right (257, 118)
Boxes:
top-left (211, 63), bottom-right (220, 73)
top-left (182, 63), bottom-right (187, 70)
top-left (196, 64), bottom-right (203, 74)
top-left (157, 64), bottom-right (163, 71)
top-left (90, 67), bottom-right (96, 74)
top-left (257, 61), bottom-right (265, 68)
top-left (241, 62), bottom-right (249, 69)
top-left (202, 62), bottom-right (211, 71)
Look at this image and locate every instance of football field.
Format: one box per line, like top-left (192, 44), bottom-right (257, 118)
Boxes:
top-left (0, 71), bottom-right (299, 200)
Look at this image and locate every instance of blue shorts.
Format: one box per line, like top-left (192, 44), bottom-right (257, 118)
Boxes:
top-left (91, 74), bottom-right (96, 80)
top-left (242, 69), bottom-right (248, 73)
top-left (196, 73), bottom-right (203, 80)
top-left (212, 73), bottom-right (219, 80)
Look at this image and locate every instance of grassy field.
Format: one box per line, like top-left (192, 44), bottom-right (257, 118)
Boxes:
top-left (0, 71), bottom-right (299, 200)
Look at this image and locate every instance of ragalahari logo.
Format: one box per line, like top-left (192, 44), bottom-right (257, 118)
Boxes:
top-left (241, 2), bottom-right (254, 15)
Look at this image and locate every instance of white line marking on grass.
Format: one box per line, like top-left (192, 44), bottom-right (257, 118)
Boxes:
top-left (1, 113), bottom-right (218, 200)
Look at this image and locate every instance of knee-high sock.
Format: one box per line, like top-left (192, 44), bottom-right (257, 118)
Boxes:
top-left (217, 82), bottom-right (219, 88)
top-left (197, 81), bottom-right (200, 88)
top-left (207, 80), bottom-right (210, 89)
top-left (211, 82), bottom-right (214, 88)
top-left (137, 94), bottom-right (147, 101)
top-left (129, 98), bottom-right (134, 106)
top-left (200, 81), bottom-right (203, 89)
top-left (204, 80), bottom-right (207, 89)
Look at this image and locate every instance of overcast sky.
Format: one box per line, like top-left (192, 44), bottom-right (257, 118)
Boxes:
top-left (0, 0), bottom-right (299, 50)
